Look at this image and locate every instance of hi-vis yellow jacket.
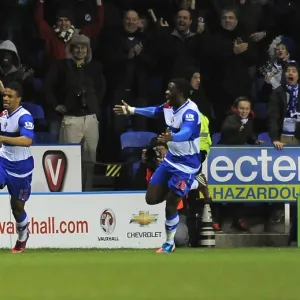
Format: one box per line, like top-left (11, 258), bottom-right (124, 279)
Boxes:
top-left (200, 113), bottom-right (211, 155)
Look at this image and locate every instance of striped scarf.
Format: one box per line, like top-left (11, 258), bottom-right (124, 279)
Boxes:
top-left (286, 84), bottom-right (299, 118)
top-left (54, 25), bottom-right (75, 43)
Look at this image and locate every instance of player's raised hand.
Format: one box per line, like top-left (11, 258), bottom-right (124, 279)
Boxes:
top-left (113, 100), bottom-right (135, 115)
top-left (158, 127), bottom-right (173, 143)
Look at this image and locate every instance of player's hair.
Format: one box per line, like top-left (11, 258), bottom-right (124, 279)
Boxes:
top-left (5, 82), bottom-right (23, 98)
top-left (171, 78), bottom-right (191, 99)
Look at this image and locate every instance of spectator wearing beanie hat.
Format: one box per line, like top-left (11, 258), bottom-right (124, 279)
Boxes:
top-left (34, 0), bottom-right (104, 68)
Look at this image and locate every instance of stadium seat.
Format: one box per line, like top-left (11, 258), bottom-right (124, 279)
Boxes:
top-left (33, 132), bottom-right (58, 144)
top-left (120, 132), bottom-right (157, 187)
top-left (258, 132), bottom-right (272, 145)
top-left (22, 102), bottom-right (45, 120)
top-left (254, 102), bottom-right (267, 119)
top-left (212, 132), bottom-right (221, 145)
top-left (120, 131), bottom-right (158, 150)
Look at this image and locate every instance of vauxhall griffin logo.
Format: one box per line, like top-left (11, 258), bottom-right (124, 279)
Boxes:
top-left (100, 209), bottom-right (116, 235)
top-left (42, 151), bottom-right (67, 192)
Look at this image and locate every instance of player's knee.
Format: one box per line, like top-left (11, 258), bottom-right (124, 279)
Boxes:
top-left (11, 198), bottom-right (25, 217)
top-left (145, 194), bottom-right (157, 205)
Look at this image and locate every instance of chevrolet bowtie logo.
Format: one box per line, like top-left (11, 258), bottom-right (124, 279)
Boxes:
top-left (130, 211), bottom-right (158, 226)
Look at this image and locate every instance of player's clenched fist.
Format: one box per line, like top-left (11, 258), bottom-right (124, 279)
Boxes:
top-left (158, 127), bottom-right (173, 143)
top-left (113, 100), bottom-right (135, 115)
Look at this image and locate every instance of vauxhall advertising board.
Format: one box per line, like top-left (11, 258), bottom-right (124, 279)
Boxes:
top-left (202, 146), bottom-right (300, 202)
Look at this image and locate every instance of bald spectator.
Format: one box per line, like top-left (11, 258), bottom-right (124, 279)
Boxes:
top-left (155, 9), bottom-right (210, 86)
top-left (103, 10), bottom-right (155, 145)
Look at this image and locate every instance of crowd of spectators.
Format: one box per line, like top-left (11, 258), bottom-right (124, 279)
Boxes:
top-left (1, 0), bottom-right (300, 188)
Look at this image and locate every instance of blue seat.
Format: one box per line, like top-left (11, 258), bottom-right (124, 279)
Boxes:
top-left (254, 102), bottom-right (267, 119)
top-left (120, 131), bottom-right (157, 182)
top-left (22, 103), bottom-right (45, 120)
top-left (258, 132), bottom-right (272, 145)
top-left (33, 132), bottom-right (58, 144)
top-left (212, 132), bottom-right (221, 145)
top-left (120, 131), bottom-right (158, 150)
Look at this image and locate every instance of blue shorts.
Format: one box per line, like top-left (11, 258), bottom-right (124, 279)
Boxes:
top-left (149, 161), bottom-right (195, 197)
top-left (0, 165), bottom-right (32, 201)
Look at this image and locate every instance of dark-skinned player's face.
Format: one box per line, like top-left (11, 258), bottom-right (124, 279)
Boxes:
top-left (166, 82), bottom-right (180, 105)
top-left (3, 88), bottom-right (21, 112)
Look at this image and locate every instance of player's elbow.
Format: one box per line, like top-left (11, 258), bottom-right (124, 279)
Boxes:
top-left (23, 137), bottom-right (33, 147)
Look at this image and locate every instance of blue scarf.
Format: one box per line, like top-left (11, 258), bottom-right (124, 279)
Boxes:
top-left (286, 84), bottom-right (299, 118)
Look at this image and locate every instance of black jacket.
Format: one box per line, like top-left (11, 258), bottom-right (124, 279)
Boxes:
top-left (102, 29), bottom-right (154, 97)
top-left (268, 85), bottom-right (300, 141)
top-left (208, 26), bottom-right (257, 99)
top-left (45, 59), bottom-right (106, 117)
top-left (155, 28), bottom-right (210, 81)
top-left (219, 111), bottom-right (257, 145)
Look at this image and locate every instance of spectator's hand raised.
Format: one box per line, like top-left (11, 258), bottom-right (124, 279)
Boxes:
top-left (264, 75), bottom-right (271, 84)
top-left (197, 20), bottom-right (205, 35)
top-left (233, 40), bottom-right (248, 55)
top-left (159, 18), bottom-right (169, 27)
top-left (0, 80), bottom-right (4, 94)
top-left (55, 105), bottom-right (67, 114)
top-left (250, 32), bottom-right (266, 43)
top-left (113, 100), bottom-right (135, 115)
top-left (148, 9), bottom-right (157, 23)
top-left (273, 141), bottom-right (285, 150)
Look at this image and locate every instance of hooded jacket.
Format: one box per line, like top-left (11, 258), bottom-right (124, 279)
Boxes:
top-left (0, 40), bottom-right (23, 85)
top-left (184, 67), bottom-right (212, 120)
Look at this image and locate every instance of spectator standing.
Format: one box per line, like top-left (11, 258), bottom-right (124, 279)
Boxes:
top-left (155, 9), bottom-right (209, 85)
top-left (208, 6), bottom-right (257, 125)
top-left (45, 35), bottom-right (105, 191)
top-left (268, 61), bottom-right (300, 150)
top-left (103, 10), bottom-right (155, 141)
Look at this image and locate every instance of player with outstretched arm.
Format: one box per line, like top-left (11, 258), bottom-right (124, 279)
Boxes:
top-left (114, 78), bottom-right (209, 253)
top-left (0, 82), bottom-right (34, 253)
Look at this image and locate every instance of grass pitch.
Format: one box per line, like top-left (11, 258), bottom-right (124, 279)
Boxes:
top-left (0, 248), bottom-right (299, 300)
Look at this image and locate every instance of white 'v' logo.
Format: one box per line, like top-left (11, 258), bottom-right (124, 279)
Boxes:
top-left (47, 158), bottom-right (62, 186)
top-left (42, 151), bottom-right (67, 192)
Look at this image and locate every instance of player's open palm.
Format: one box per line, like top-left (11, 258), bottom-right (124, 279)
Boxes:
top-left (113, 100), bottom-right (134, 115)
top-left (158, 127), bottom-right (173, 143)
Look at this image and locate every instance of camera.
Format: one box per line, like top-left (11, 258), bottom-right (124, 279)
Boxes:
top-left (77, 90), bottom-right (87, 108)
top-left (144, 146), bottom-right (159, 169)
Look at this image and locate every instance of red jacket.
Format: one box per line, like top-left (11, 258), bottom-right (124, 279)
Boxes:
top-left (35, 2), bottom-right (104, 66)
